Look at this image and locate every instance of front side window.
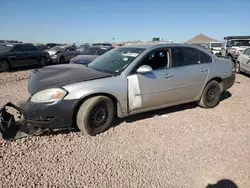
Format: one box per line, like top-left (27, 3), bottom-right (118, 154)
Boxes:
top-left (88, 47), bottom-right (145, 74)
top-left (134, 49), bottom-right (169, 71)
top-left (13, 45), bottom-right (27, 52)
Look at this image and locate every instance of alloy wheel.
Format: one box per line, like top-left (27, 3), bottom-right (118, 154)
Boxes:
top-left (0, 60), bottom-right (9, 72)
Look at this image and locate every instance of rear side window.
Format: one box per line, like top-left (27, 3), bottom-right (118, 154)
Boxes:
top-left (199, 50), bottom-right (212, 63)
top-left (181, 47), bottom-right (200, 65)
top-left (26, 45), bottom-right (38, 51)
top-left (171, 47), bottom-right (201, 67)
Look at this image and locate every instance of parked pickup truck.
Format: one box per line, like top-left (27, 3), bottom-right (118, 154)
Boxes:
top-left (0, 43), bottom-right (235, 139)
top-left (221, 36), bottom-right (250, 62)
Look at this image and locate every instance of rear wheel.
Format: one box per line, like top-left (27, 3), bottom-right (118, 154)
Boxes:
top-left (235, 61), bottom-right (241, 73)
top-left (0, 60), bottom-right (10, 73)
top-left (198, 80), bottom-right (221, 108)
top-left (76, 96), bottom-right (115, 136)
top-left (59, 56), bottom-right (65, 64)
top-left (40, 57), bottom-right (47, 67)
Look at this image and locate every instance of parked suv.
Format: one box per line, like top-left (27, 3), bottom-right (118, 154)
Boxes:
top-left (20, 43), bottom-right (235, 136)
top-left (221, 36), bottom-right (250, 62)
top-left (208, 42), bottom-right (222, 55)
top-left (0, 43), bottom-right (50, 72)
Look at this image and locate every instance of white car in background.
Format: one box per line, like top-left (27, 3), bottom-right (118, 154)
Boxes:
top-left (236, 47), bottom-right (250, 74)
top-left (208, 42), bottom-right (222, 55)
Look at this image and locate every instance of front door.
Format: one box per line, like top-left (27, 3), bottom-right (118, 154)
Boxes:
top-left (127, 49), bottom-right (171, 111)
top-left (10, 45), bottom-right (28, 67)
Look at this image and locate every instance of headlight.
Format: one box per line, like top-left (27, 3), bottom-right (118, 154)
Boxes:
top-left (237, 50), bottom-right (243, 55)
top-left (31, 88), bottom-right (67, 103)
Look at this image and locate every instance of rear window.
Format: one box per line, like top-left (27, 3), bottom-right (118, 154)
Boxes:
top-left (211, 43), bottom-right (222, 47)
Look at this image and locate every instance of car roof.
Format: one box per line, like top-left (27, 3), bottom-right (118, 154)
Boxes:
top-left (120, 42), bottom-right (205, 49)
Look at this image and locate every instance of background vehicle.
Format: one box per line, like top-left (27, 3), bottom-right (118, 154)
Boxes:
top-left (35, 44), bottom-right (49, 51)
top-left (46, 43), bottom-right (62, 49)
top-left (193, 43), bottom-right (213, 54)
top-left (221, 36), bottom-right (250, 62)
top-left (235, 47), bottom-right (250, 74)
top-left (92, 43), bottom-right (112, 47)
top-left (45, 46), bottom-right (78, 64)
top-left (208, 42), bottom-right (222, 55)
top-left (70, 46), bottom-right (114, 65)
top-left (0, 40), bottom-right (22, 44)
top-left (0, 43), bottom-right (50, 72)
top-left (22, 43), bottom-right (235, 136)
top-left (76, 43), bottom-right (90, 53)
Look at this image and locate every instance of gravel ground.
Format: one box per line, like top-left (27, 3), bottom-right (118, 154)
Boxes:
top-left (0, 70), bottom-right (249, 188)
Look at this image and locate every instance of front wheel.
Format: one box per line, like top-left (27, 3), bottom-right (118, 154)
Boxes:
top-left (76, 96), bottom-right (115, 136)
top-left (198, 80), bottom-right (221, 108)
top-left (0, 60), bottom-right (10, 73)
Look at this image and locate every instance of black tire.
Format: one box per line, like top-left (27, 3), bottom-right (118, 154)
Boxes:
top-left (40, 57), bottom-right (47, 67)
top-left (228, 55), bottom-right (234, 63)
top-left (198, 80), bottom-right (221, 108)
top-left (59, 56), bottom-right (65, 64)
top-left (235, 61), bottom-right (241, 74)
top-left (76, 96), bottom-right (115, 136)
top-left (0, 60), bottom-right (10, 73)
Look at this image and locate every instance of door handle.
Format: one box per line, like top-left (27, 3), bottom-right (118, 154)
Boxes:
top-left (201, 68), bottom-right (208, 72)
top-left (164, 73), bottom-right (174, 78)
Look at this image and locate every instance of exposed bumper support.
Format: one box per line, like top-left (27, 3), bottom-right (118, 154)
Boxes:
top-left (0, 102), bottom-right (75, 141)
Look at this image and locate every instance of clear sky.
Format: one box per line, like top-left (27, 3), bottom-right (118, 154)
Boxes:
top-left (0, 0), bottom-right (249, 44)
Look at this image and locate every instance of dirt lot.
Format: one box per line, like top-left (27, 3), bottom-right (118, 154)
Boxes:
top-left (0, 70), bottom-right (249, 188)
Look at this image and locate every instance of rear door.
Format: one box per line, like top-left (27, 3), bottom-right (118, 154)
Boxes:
top-left (25, 45), bottom-right (41, 64)
top-left (163, 47), bottom-right (211, 103)
top-left (65, 47), bottom-right (77, 61)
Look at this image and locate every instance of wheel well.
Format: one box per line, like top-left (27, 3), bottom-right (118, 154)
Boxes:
top-left (72, 93), bottom-right (118, 127)
top-left (207, 77), bottom-right (223, 91)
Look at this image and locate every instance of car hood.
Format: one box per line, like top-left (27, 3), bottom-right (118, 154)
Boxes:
top-left (232, 46), bottom-right (249, 51)
top-left (28, 64), bottom-right (113, 95)
top-left (211, 47), bottom-right (221, 50)
top-left (71, 55), bottom-right (99, 64)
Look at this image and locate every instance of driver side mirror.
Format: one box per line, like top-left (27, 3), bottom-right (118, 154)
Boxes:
top-left (210, 48), bottom-right (214, 50)
top-left (137, 65), bottom-right (153, 74)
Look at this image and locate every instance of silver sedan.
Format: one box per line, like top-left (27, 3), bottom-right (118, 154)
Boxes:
top-left (20, 43), bottom-right (235, 136)
top-left (236, 47), bottom-right (250, 74)
top-left (45, 46), bottom-right (79, 64)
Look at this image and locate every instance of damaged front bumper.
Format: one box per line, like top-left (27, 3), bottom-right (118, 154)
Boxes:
top-left (0, 101), bottom-right (76, 141)
top-left (0, 102), bottom-right (44, 140)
